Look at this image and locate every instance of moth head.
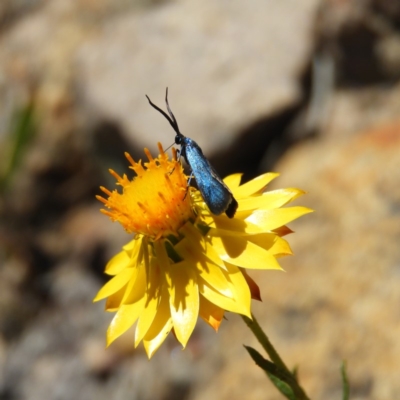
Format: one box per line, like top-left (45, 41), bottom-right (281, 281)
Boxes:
top-left (175, 135), bottom-right (183, 145)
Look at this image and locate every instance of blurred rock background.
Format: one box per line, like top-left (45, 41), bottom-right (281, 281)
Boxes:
top-left (1, 0), bottom-right (400, 399)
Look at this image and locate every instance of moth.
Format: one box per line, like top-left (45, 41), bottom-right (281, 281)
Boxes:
top-left (146, 89), bottom-right (238, 218)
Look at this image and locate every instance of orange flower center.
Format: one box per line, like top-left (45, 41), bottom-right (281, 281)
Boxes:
top-left (97, 143), bottom-right (194, 239)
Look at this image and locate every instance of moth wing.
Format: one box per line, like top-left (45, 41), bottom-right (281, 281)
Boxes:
top-left (184, 140), bottom-right (236, 216)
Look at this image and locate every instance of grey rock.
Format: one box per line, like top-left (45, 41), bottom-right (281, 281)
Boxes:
top-left (75, 0), bottom-right (320, 155)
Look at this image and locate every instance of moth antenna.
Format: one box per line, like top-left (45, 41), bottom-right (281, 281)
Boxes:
top-left (164, 88), bottom-right (181, 135)
top-left (145, 92), bottom-right (181, 136)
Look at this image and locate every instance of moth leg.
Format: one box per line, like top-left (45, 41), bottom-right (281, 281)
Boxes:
top-left (183, 172), bottom-right (194, 200)
top-left (169, 148), bottom-right (182, 175)
top-left (177, 148), bottom-right (182, 162)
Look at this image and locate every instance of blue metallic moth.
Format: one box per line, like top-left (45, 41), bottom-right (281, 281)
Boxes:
top-left (146, 89), bottom-right (238, 218)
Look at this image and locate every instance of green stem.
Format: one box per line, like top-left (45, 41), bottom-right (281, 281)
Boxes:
top-left (242, 314), bottom-right (289, 372)
top-left (242, 314), bottom-right (310, 400)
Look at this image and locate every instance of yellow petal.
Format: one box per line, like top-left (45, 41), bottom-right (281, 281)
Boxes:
top-left (178, 222), bottom-right (206, 250)
top-left (249, 234), bottom-right (293, 257)
top-left (122, 237), bottom-right (140, 253)
top-left (199, 296), bottom-right (224, 331)
top-left (202, 214), bottom-right (265, 235)
top-left (127, 236), bottom-right (144, 262)
top-left (153, 239), bottom-right (171, 273)
top-left (121, 262), bottom-right (145, 304)
top-left (106, 263), bottom-right (147, 344)
top-left (135, 259), bottom-right (162, 347)
top-left (143, 318), bottom-right (173, 359)
top-left (105, 285), bottom-right (126, 311)
top-left (199, 280), bottom-right (251, 317)
top-left (223, 173), bottom-right (243, 189)
top-left (179, 223), bottom-right (228, 269)
top-left (233, 173), bottom-right (279, 198)
top-left (223, 263), bottom-right (251, 314)
top-left (143, 286), bottom-right (173, 358)
top-left (168, 263), bottom-right (199, 348)
top-left (134, 294), bottom-right (159, 347)
top-left (246, 206), bottom-right (313, 231)
top-left (93, 268), bottom-right (134, 302)
top-left (238, 188), bottom-right (305, 211)
top-left (104, 250), bottom-right (134, 276)
top-left (210, 235), bottom-right (283, 270)
top-left (106, 299), bottom-right (146, 346)
top-left (174, 228), bottom-right (233, 297)
top-left (179, 258), bottom-right (233, 298)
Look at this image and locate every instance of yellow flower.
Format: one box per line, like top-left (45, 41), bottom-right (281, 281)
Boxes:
top-left (94, 143), bottom-right (312, 358)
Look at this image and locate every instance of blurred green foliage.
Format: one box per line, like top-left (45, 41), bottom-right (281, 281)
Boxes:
top-left (0, 99), bottom-right (36, 192)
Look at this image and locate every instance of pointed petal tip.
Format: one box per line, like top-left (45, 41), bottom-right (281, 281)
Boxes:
top-left (239, 306), bottom-right (252, 320)
top-left (243, 311), bottom-right (253, 320)
top-left (144, 345), bottom-right (156, 359)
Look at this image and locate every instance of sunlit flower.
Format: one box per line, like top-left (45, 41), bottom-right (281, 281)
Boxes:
top-left (94, 143), bottom-right (312, 358)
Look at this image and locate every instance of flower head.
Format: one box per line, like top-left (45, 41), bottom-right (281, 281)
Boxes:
top-left (94, 143), bottom-right (312, 358)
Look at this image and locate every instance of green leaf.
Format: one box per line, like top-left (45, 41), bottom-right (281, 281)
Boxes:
top-left (244, 345), bottom-right (296, 400)
top-left (341, 361), bottom-right (350, 400)
top-left (269, 374), bottom-right (296, 400)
